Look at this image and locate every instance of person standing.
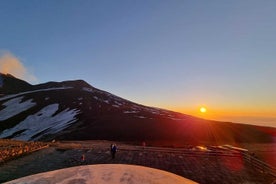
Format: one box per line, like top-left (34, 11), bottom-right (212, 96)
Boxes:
top-left (111, 144), bottom-right (117, 159)
top-left (81, 153), bottom-right (86, 164)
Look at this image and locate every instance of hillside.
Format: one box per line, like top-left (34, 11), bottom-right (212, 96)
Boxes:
top-left (0, 73), bottom-right (275, 145)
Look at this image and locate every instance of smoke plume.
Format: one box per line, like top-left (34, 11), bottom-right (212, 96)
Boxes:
top-left (0, 51), bottom-right (38, 84)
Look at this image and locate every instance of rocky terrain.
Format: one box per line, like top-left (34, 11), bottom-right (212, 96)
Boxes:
top-left (0, 139), bottom-right (48, 163)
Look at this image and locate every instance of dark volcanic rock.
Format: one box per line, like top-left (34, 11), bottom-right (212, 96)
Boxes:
top-left (0, 73), bottom-right (32, 95)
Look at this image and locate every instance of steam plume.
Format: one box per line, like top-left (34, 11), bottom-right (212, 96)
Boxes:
top-left (0, 51), bottom-right (38, 84)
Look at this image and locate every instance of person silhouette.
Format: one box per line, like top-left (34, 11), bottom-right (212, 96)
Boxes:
top-left (111, 144), bottom-right (117, 159)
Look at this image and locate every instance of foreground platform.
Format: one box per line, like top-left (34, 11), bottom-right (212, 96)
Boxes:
top-left (4, 164), bottom-right (198, 184)
top-left (0, 141), bottom-right (275, 183)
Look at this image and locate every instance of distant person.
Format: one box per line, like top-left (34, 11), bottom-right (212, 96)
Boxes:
top-left (81, 154), bottom-right (86, 164)
top-left (111, 144), bottom-right (117, 159)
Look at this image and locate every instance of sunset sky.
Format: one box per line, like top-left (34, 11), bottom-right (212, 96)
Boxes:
top-left (0, 1), bottom-right (275, 127)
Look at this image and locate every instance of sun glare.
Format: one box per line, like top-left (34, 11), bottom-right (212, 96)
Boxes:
top-left (200, 107), bottom-right (207, 113)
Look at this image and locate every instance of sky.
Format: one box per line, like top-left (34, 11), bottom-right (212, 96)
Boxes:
top-left (0, 0), bottom-right (276, 127)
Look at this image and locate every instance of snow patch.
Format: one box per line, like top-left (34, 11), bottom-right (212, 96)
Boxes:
top-left (0, 96), bottom-right (36, 121)
top-left (93, 96), bottom-right (111, 104)
top-left (136, 116), bottom-right (147, 119)
top-left (0, 104), bottom-right (80, 141)
top-left (124, 110), bottom-right (139, 114)
top-left (114, 101), bottom-right (122, 106)
top-left (151, 111), bottom-right (160, 115)
top-left (82, 87), bottom-right (94, 93)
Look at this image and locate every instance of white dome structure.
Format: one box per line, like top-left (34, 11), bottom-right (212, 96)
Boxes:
top-left (5, 164), bottom-right (198, 184)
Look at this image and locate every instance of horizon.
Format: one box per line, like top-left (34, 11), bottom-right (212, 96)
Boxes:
top-left (0, 1), bottom-right (275, 128)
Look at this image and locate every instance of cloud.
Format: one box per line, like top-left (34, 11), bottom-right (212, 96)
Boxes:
top-left (0, 51), bottom-right (38, 84)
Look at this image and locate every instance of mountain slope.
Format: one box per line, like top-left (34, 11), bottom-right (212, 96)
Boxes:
top-left (0, 74), bottom-right (32, 95)
top-left (0, 73), bottom-right (275, 145)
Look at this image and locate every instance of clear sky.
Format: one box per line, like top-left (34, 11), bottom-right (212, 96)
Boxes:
top-left (0, 0), bottom-right (276, 127)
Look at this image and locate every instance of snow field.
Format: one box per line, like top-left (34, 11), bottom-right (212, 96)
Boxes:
top-left (0, 96), bottom-right (36, 121)
top-left (0, 103), bottom-right (80, 141)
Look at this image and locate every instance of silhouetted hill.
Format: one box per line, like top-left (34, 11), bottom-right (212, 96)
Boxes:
top-left (0, 73), bottom-right (275, 146)
top-left (0, 73), bottom-right (32, 95)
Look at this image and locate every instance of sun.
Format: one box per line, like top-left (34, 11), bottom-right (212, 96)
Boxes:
top-left (200, 107), bottom-right (207, 113)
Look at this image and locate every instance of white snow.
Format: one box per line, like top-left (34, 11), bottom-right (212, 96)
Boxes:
top-left (0, 87), bottom-right (73, 101)
top-left (151, 111), bottom-right (159, 114)
top-left (82, 87), bottom-right (95, 93)
top-left (124, 110), bottom-right (139, 114)
top-left (0, 96), bottom-right (36, 121)
top-left (5, 164), bottom-right (198, 184)
top-left (136, 116), bottom-right (147, 119)
top-left (114, 101), bottom-right (122, 106)
top-left (92, 95), bottom-right (111, 105)
top-left (112, 105), bottom-right (120, 108)
top-left (0, 103), bottom-right (80, 141)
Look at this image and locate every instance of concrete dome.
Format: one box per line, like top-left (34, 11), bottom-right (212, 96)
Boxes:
top-left (5, 164), bottom-right (198, 184)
